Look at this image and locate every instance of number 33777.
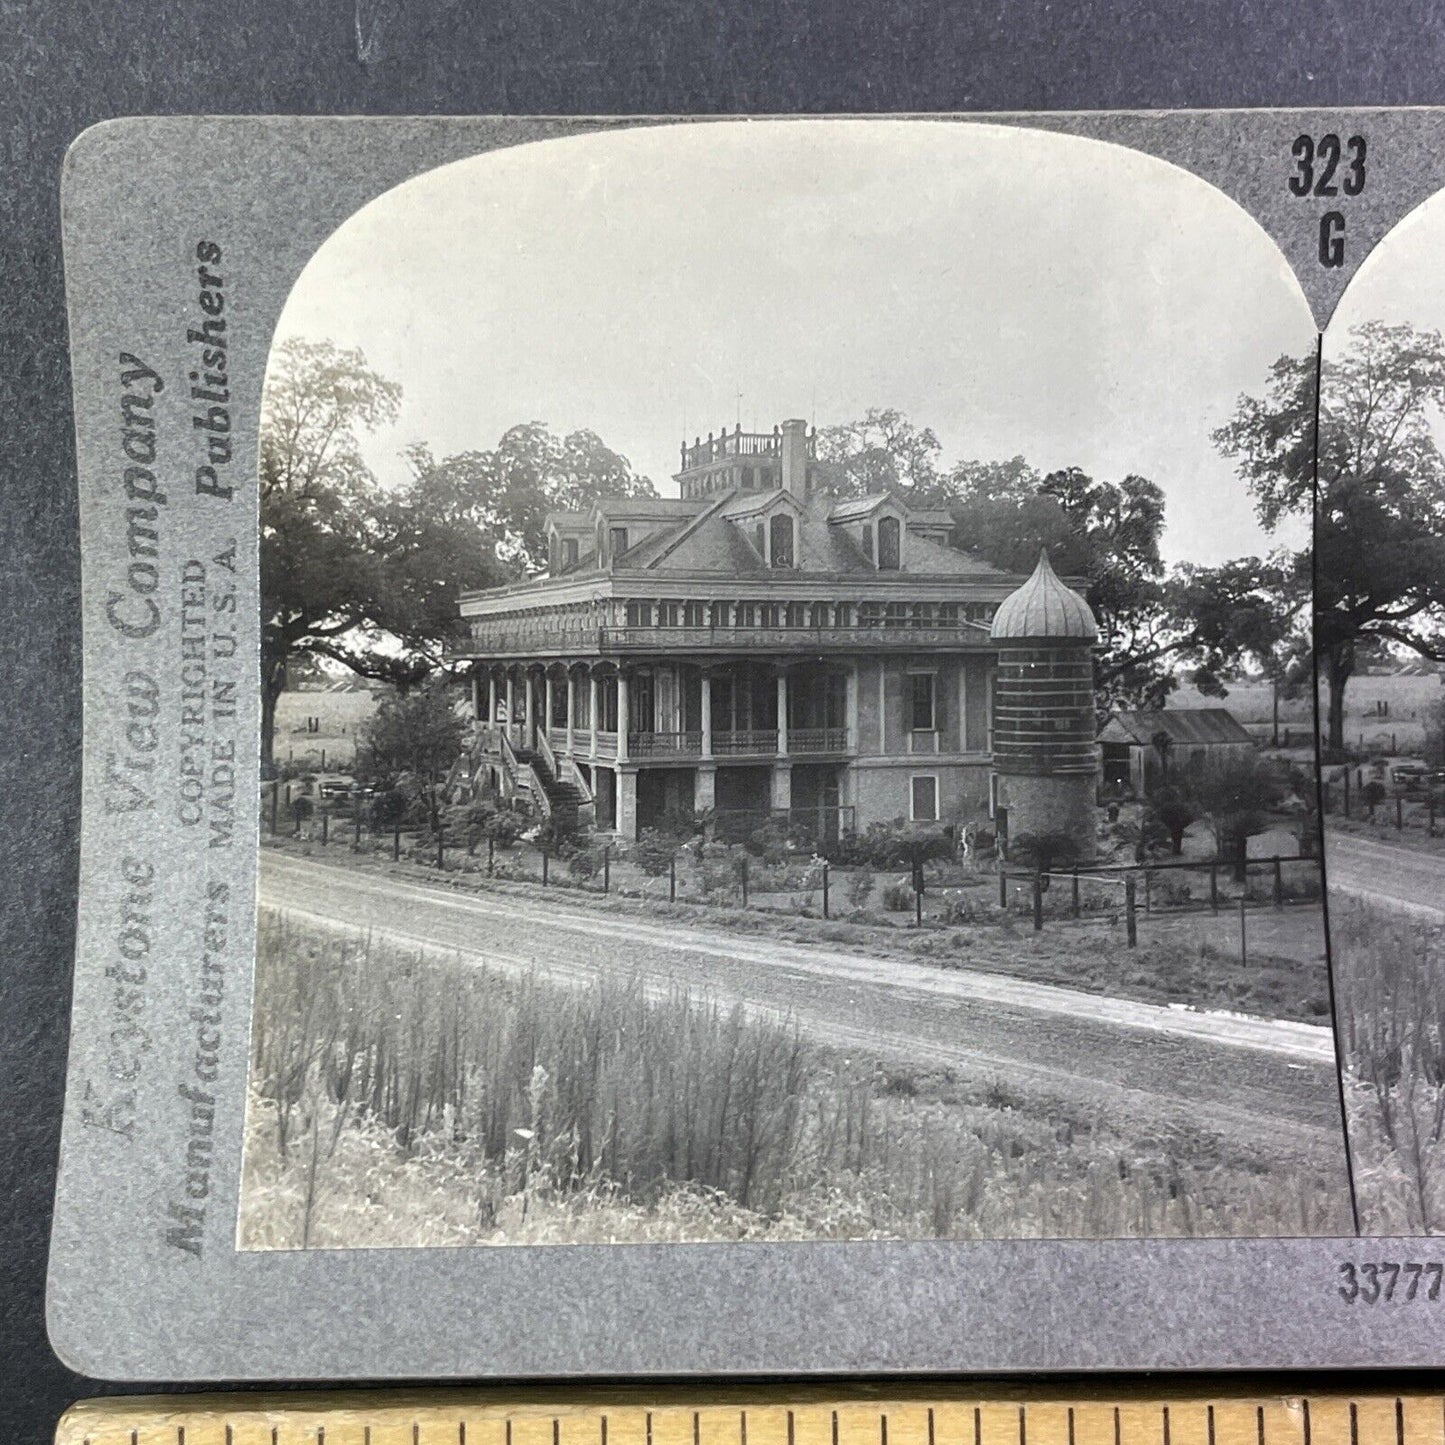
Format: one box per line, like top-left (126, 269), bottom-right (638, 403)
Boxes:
top-left (1339, 1261), bottom-right (1442, 1303)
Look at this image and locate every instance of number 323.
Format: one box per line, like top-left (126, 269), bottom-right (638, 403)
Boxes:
top-left (1290, 134), bottom-right (1366, 197)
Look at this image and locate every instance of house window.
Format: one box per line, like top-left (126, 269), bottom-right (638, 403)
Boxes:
top-left (736, 602), bottom-right (757, 627)
top-left (563, 537), bottom-right (579, 568)
top-left (859, 601), bottom-right (885, 628)
top-left (712, 600), bottom-right (731, 626)
top-left (834, 602), bottom-right (853, 627)
top-left (659, 601), bottom-right (680, 627)
top-left (885, 602), bottom-right (907, 629)
top-left (684, 601), bottom-right (705, 627)
top-left (609, 526), bottom-right (629, 559)
top-left (761, 603), bottom-right (781, 628)
top-left (878, 516), bottom-right (901, 570)
top-left (912, 603), bottom-right (934, 629)
top-left (770, 513), bottom-right (795, 568)
top-left (810, 602), bottom-right (831, 627)
top-left (625, 600), bottom-right (651, 627)
top-left (910, 672), bottom-right (937, 732)
top-left (785, 602), bottom-right (806, 627)
top-left (910, 774), bottom-right (939, 823)
top-left (861, 523), bottom-right (874, 560)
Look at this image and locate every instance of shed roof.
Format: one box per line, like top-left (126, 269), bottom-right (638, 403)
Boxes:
top-left (1099, 708), bottom-right (1255, 747)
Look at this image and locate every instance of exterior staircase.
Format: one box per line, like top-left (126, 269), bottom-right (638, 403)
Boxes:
top-left (512, 742), bottom-right (587, 830)
top-left (447, 724), bottom-right (594, 830)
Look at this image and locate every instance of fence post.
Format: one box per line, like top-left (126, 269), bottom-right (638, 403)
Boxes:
top-left (1032, 872), bottom-right (1043, 932)
top-left (1125, 875), bottom-right (1138, 947)
top-left (542, 847), bottom-right (550, 886)
top-left (1209, 862), bottom-right (1218, 913)
top-left (352, 804), bottom-right (361, 853)
top-left (393, 822), bottom-right (400, 862)
top-left (822, 861), bottom-right (830, 919)
top-left (270, 783), bottom-right (279, 835)
top-left (1071, 866), bottom-right (1080, 919)
top-left (915, 881), bottom-right (923, 928)
top-left (1343, 768), bottom-right (1351, 817)
top-left (488, 836), bottom-right (495, 877)
top-left (668, 853), bottom-right (674, 902)
top-left (604, 844), bottom-right (611, 894)
top-left (999, 867), bottom-right (1008, 909)
top-left (436, 831), bottom-right (444, 869)
top-left (320, 806), bottom-right (329, 846)
top-left (1397, 795), bottom-right (1405, 831)
top-left (741, 854), bottom-right (749, 906)
top-left (320, 747), bottom-right (326, 770)
top-left (1143, 869), bottom-right (1151, 915)
top-left (1273, 856), bottom-right (1283, 908)
top-left (1239, 896), bottom-right (1248, 967)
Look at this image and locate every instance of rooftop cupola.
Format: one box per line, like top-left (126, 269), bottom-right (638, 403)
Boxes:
top-left (989, 549), bottom-right (1098, 642)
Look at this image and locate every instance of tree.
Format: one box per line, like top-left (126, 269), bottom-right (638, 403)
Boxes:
top-left (1187, 752), bottom-right (1284, 876)
top-left (261, 339), bottom-right (514, 764)
top-left (814, 407), bottom-right (942, 499)
top-left (1148, 786), bottom-right (1198, 855)
top-left (353, 683), bottom-right (468, 834)
top-left (1215, 323), bottom-right (1445, 753)
top-left (423, 423), bottom-right (657, 570)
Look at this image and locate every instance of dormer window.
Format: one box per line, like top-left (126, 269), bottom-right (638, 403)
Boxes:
top-left (861, 523), bottom-right (874, 561)
top-left (609, 526), bottom-right (629, 560)
top-left (769, 513), bottom-right (795, 568)
top-left (563, 537), bottom-right (579, 568)
top-left (878, 515), bottom-right (901, 570)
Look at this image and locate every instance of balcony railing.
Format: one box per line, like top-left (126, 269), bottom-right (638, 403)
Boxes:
top-left (789, 727), bottom-right (850, 754)
top-left (628, 731), bottom-right (703, 758)
top-left (682, 427), bottom-right (815, 470)
top-left (593, 730), bottom-right (618, 760)
top-left (712, 729), bottom-right (780, 756)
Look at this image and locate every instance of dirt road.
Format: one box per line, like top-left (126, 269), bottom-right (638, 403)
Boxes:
top-left (260, 852), bottom-right (1349, 1167)
top-left (1327, 832), bottom-right (1445, 917)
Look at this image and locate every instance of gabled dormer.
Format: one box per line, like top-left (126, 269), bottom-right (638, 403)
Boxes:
top-left (544, 512), bottom-right (594, 575)
top-left (721, 485), bottom-right (807, 569)
top-left (826, 494), bottom-right (909, 570)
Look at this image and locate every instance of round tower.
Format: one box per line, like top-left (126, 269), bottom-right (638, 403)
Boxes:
top-left (989, 550), bottom-right (1101, 862)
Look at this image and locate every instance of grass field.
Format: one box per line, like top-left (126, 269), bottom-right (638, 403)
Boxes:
top-left (274, 686), bottom-right (379, 769)
top-left (239, 909), bottom-right (1347, 1249)
top-left (1332, 893), bottom-right (1445, 1233)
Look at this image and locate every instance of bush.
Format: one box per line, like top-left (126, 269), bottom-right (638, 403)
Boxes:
top-left (631, 828), bottom-right (680, 877)
top-left (567, 842), bottom-right (609, 881)
top-left (742, 816), bottom-right (792, 865)
top-left (533, 815), bottom-right (581, 855)
top-left (881, 882), bottom-right (915, 912)
top-left (845, 867), bottom-right (876, 910)
top-left (369, 788), bottom-right (410, 830)
top-left (485, 809), bottom-right (527, 848)
top-left (289, 795), bottom-right (315, 829)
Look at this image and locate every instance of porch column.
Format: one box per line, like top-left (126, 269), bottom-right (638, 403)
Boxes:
top-left (770, 762), bottom-right (792, 811)
top-left (589, 669), bottom-right (600, 759)
top-left (617, 669), bottom-right (631, 764)
top-left (565, 670), bottom-right (576, 754)
top-left (700, 670), bottom-right (713, 759)
top-left (506, 671), bottom-right (518, 743)
top-left (617, 767), bottom-right (639, 841)
top-left (488, 671), bottom-right (499, 724)
top-left (469, 668), bottom-right (482, 720)
top-left (776, 668), bottom-right (789, 755)
top-left (695, 764), bottom-right (717, 812)
top-left (846, 663), bottom-right (859, 753)
top-left (544, 671), bottom-right (555, 745)
top-left (521, 670), bottom-right (535, 746)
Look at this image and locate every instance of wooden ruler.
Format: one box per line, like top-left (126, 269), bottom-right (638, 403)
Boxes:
top-left (54, 1389), bottom-right (1445, 1445)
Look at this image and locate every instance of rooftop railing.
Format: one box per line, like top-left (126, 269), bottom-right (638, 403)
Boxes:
top-left (680, 425), bottom-right (817, 470)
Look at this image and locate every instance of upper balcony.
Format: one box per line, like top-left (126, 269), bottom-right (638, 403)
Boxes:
top-left (681, 425), bottom-right (815, 471)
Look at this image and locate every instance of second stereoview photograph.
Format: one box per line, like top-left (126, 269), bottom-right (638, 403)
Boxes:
top-left (242, 120), bottom-right (1354, 1250)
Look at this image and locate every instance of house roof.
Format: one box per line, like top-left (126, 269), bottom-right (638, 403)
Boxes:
top-left (1100, 708), bottom-right (1255, 747)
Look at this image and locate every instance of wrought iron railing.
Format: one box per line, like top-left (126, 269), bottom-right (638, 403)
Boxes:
top-left (789, 727), bottom-right (850, 753)
top-left (627, 731), bottom-right (704, 758)
top-left (711, 729), bottom-right (780, 755)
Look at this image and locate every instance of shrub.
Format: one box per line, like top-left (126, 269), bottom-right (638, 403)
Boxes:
top-left (534, 815), bottom-right (581, 855)
top-left (742, 816), bottom-right (792, 865)
top-left (881, 882), bottom-right (914, 912)
top-left (567, 842), bottom-right (609, 880)
top-left (485, 809), bottom-right (527, 848)
top-left (631, 828), bottom-right (680, 876)
top-left (845, 867), bottom-right (876, 910)
top-left (369, 788), bottom-right (409, 830)
top-left (289, 795), bottom-right (315, 830)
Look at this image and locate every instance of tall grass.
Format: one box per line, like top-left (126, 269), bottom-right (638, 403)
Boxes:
top-left (1332, 894), bottom-right (1445, 1232)
top-left (241, 909), bottom-right (1347, 1248)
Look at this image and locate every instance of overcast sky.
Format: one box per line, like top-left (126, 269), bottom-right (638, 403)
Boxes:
top-left (1329, 184), bottom-right (1445, 341)
top-left (274, 119), bottom-right (1316, 566)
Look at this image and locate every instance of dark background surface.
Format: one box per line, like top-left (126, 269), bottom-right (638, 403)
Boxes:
top-left (5, 2), bottom-right (1445, 1442)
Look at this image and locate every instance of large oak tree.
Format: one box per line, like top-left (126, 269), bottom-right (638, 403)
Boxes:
top-left (1215, 322), bottom-right (1445, 753)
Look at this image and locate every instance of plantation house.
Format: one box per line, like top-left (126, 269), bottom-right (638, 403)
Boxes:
top-left (452, 418), bottom-right (1088, 842)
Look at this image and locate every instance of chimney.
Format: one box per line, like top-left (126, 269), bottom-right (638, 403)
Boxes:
top-left (780, 418), bottom-right (809, 497)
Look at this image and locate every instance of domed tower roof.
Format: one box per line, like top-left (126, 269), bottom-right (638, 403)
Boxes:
top-left (989, 549), bottom-right (1098, 642)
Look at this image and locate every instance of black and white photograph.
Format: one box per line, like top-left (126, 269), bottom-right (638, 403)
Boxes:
top-left (235, 120), bottom-right (1353, 1249)
top-left (1304, 191), bottom-right (1445, 1236)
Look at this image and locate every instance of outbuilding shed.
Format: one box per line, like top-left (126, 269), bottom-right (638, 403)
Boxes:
top-left (1098, 707), bottom-right (1255, 797)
